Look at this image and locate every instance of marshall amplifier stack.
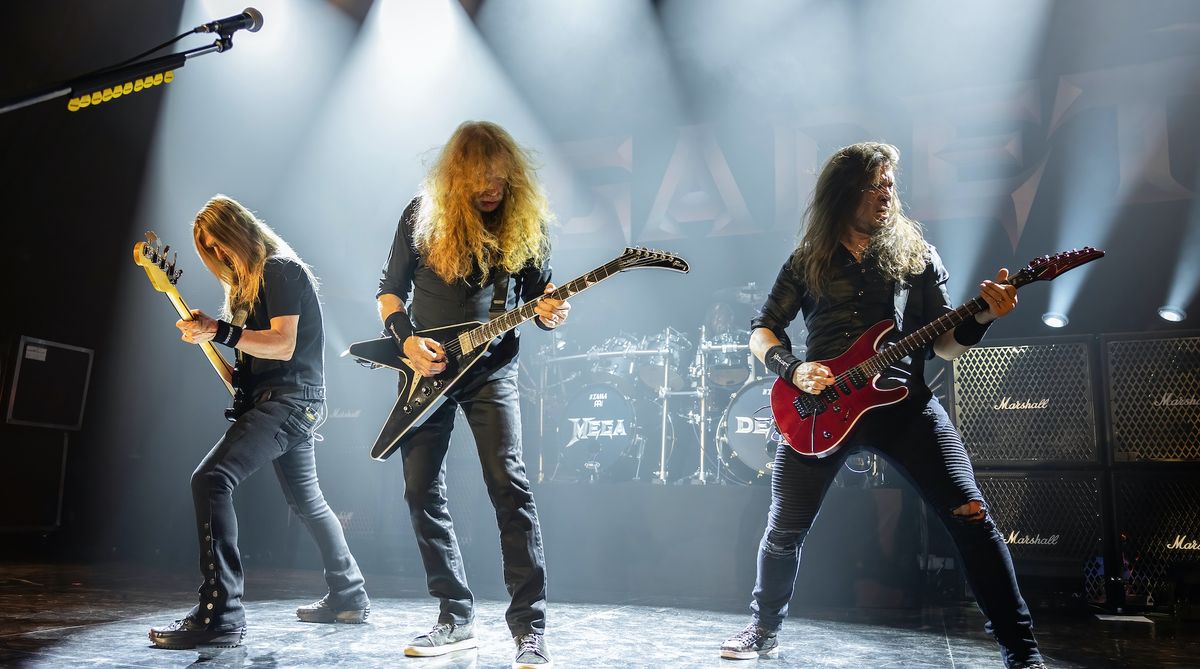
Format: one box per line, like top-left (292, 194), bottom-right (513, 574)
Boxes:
top-left (946, 333), bottom-right (1200, 610)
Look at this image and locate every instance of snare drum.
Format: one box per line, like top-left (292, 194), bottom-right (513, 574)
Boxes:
top-left (717, 377), bottom-right (784, 485)
top-left (552, 381), bottom-right (673, 482)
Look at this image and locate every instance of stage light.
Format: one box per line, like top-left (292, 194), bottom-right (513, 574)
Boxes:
top-left (1042, 312), bottom-right (1068, 328)
top-left (1158, 306), bottom-right (1187, 322)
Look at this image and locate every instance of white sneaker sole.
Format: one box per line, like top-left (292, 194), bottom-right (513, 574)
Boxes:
top-left (720, 646), bottom-right (779, 660)
top-left (513, 659), bottom-right (553, 669)
top-left (403, 637), bottom-right (479, 657)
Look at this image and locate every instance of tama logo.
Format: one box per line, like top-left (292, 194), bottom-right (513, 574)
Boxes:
top-left (568, 417), bottom-right (627, 440)
top-left (1166, 535), bottom-right (1200, 551)
top-left (993, 397), bottom-right (1050, 410)
top-left (1005, 531), bottom-right (1060, 546)
top-left (1154, 393), bottom-right (1200, 407)
top-left (736, 416), bottom-right (775, 435)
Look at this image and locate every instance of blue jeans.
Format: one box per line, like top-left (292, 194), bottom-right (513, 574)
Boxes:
top-left (750, 398), bottom-right (1042, 669)
top-left (189, 390), bottom-right (367, 628)
top-left (397, 373), bottom-right (547, 636)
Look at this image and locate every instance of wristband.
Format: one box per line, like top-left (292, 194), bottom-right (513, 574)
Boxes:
top-left (953, 315), bottom-right (993, 347)
top-left (764, 345), bottom-right (803, 384)
top-left (214, 320), bottom-right (243, 348)
top-left (385, 310), bottom-right (415, 346)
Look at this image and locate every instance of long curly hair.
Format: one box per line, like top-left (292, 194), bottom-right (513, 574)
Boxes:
top-left (192, 194), bottom-right (316, 323)
top-left (791, 142), bottom-right (928, 297)
top-left (414, 121), bottom-right (552, 283)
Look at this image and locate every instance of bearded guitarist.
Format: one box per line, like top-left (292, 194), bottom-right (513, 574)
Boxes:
top-left (375, 121), bottom-right (566, 668)
top-left (720, 143), bottom-right (1047, 669)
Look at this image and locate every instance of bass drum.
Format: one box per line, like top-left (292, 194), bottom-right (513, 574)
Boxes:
top-left (717, 377), bottom-right (784, 485)
top-left (552, 379), bottom-right (673, 482)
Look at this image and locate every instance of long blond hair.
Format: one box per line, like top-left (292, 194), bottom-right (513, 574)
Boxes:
top-left (791, 142), bottom-right (928, 297)
top-left (415, 121), bottom-right (552, 283)
top-left (192, 194), bottom-right (316, 322)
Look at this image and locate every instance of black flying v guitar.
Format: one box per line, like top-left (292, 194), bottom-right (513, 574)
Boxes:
top-left (348, 247), bottom-right (690, 461)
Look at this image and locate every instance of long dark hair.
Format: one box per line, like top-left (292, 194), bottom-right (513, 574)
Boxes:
top-left (790, 142), bottom-right (927, 297)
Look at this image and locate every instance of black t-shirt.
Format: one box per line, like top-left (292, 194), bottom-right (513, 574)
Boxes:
top-left (236, 257), bottom-right (324, 393)
top-left (750, 242), bottom-right (953, 403)
top-left (376, 197), bottom-right (552, 380)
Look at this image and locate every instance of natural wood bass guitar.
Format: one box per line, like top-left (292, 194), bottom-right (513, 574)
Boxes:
top-left (771, 247), bottom-right (1104, 458)
top-left (133, 232), bottom-right (235, 396)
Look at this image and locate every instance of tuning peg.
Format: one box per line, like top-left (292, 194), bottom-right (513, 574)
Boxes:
top-left (166, 252), bottom-right (177, 276)
top-left (173, 267), bottom-right (183, 284)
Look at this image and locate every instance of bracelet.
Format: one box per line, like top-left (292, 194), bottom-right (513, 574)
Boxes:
top-left (214, 320), bottom-right (243, 348)
top-left (953, 315), bottom-right (993, 347)
top-left (764, 345), bottom-right (803, 383)
top-left (385, 310), bottom-right (415, 345)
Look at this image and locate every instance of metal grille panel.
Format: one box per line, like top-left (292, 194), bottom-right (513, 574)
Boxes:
top-left (952, 341), bottom-right (1097, 464)
top-left (1114, 472), bottom-right (1200, 603)
top-left (1106, 335), bottom-right (1200, 462)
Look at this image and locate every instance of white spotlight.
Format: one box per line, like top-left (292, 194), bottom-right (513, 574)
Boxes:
top-left (1158, 306), bottom-right (1187, 322)
top-left (1042, 312), bottom-right (1069, 328)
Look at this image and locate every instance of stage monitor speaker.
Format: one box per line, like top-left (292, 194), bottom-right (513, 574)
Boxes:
top-left (0, 425), bottom-right (68, 532)
top-left (1112, 470), bottom-right (1200, 605)
top-left (974, 471), bottom-right (1105, 598)
top-left (1104, 333), bottom-right (1200, 462)
top-left (951, 338), bottom-right (1099, 466)
top-left (6, 336), bottom-right (94, 430)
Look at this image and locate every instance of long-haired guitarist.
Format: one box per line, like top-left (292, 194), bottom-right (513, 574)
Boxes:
top-left (720, 143), bottom-right (1046, 669)
top-left (376, 121), bottom-right (568, 667)
top-left (149, 195), bottom-right (369, 649)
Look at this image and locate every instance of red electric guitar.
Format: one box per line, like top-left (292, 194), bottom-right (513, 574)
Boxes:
top-left (771, 247), bottom-right (1104, 458)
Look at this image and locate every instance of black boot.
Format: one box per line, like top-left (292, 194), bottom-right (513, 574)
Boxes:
top-left (149, 614), bottom-right (246, 650)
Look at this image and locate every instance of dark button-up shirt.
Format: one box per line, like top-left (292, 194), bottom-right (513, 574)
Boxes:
top-left (751, 243), bottom-right (953, 402)
top-left (377, 197), bottom-right (552, 380)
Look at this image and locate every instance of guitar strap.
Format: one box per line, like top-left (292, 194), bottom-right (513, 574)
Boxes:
top-left (892, 281), bottom-right (911, 331)
top-left (490, 271), bottom-right (511, 320)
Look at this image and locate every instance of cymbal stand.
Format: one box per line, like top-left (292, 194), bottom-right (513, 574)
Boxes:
top-left (694, 325), bottom-right (710, 484)
top-left (656, 326), bottom-right (671, 484)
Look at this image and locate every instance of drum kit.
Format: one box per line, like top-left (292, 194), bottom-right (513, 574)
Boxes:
top-left (523, 283), bottom-right (882, 486)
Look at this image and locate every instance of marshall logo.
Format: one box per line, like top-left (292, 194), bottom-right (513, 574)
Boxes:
top-left (568, 417), bottom-right (628, 440)
top-left (331, 408), bottom-right (362, 419)
top-left (1005, 530), bottom-right (1060, 546)
top-left (993, 396), bottom-right (1050, 410)
top-left (1166, 535), bottom-right (1200, 551)
top-left (1154, 393), bottom-right (1200, 407)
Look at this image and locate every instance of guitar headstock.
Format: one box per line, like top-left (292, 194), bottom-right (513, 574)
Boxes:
top-left (617, 247), bottom-right (690, 274)
top-left (1009, 247), bottom-right (1104, 288)
top-left (133, 231), bottom-right (184, 293)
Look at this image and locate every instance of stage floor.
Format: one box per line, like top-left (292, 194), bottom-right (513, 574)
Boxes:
top-left (0, 563), bottom-right (1195, 668)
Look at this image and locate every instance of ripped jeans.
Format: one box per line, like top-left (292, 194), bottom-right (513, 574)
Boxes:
top-left (750, 397), bottom-right (1042, 669)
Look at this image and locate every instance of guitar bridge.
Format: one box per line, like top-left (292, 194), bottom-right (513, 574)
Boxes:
top-left (793, 393), bottom-right (826, 419)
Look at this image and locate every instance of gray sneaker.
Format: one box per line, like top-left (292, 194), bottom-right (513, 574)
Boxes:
top-left (404, 622), bottom-right (478, 657)
top-left (720, 624), bottom-right (779, 659)
top-left (513, 632), bottom-right (552, 668)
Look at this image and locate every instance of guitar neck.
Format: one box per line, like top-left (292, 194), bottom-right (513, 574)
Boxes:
top-left (864, 275), bottom-right (1027, 375)
top-left (463, 258), bottom-right (624, 352)
top-left (164, 287), bottom-right (236, 396)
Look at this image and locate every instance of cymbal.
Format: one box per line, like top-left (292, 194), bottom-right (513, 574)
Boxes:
top-left (713, 282), bottom-right (767, 305)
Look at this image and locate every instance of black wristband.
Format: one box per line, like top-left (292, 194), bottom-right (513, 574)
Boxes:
top-left (214, 320), bottom-right (243, 348)
top-left (953, 315), bottom-right (993, 347)
top-left (385, 310), bottom-right (415, 346)
top-left (764, 345), bottom-right (803, 383)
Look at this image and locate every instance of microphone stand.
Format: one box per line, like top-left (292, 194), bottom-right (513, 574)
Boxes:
top-left (1, 35), bottom-right (236, 115)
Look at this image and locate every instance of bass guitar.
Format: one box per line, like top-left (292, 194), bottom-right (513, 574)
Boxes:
top-left (348, 246), bottom-right (690, 461)
top-left (771, 247), bottom-right (1104, 458)
top-left (133, 231), bottom-right (236, 396)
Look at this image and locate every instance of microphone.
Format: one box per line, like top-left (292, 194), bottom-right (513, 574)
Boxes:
top-left (194, 7), bottom-right (264, 35)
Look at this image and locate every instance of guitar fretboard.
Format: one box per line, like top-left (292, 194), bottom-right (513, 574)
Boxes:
top-left (463, 258), bottom-right (625, 352)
